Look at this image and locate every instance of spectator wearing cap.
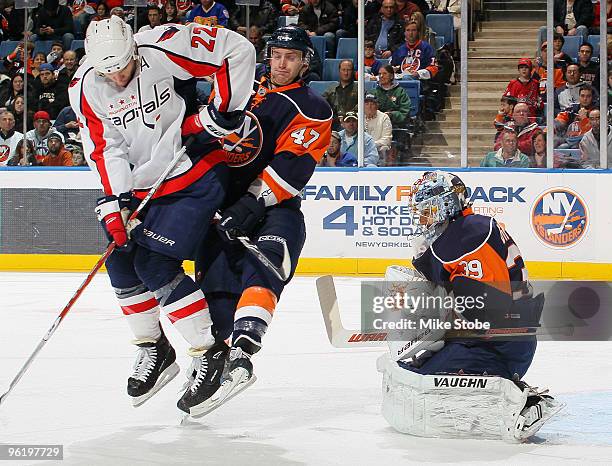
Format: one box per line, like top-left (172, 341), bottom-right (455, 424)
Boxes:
top-left (0, 111), bottom-right (23, 167)
top-left (372, 64), bottom-right (412, 127)
top-left (364, 93), bottom-right (393, 160)
top-left (30, 63), bottom-right (69, 119)
top-left (494, 102), bottom-right (541, 157)
top-left (46, 41), bottom-right (64, 71)
top-left (534, 42), bottom-right (566, 98)
top-left (39, 132), bottom-right (72, 166)
top-left (26, 110), bottom-right (55, 162)
top-left (32, 0), bottom-right (76, 51)
top-left (322, 59), bottom-right (358, 129)
top-left (481, 129), bottom-right (530, 168)
top-left (554, 63), bottom-right (586, 113)
top-left (338, 111), bottom-right (379, 166)
top-left (319, 131), bottom-right (356, 167)
top-left (110, 6), bottom-right (125, 20)
top-left (52, 105), bottom-right (79, 140)
top-left (502, 58), bottom-right (542, 117)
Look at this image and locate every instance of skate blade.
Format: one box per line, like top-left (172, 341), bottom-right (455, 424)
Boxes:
top-left (131, 362), bottom-right (180, 408)
top-left (188, 369), bottom-right (257, 418)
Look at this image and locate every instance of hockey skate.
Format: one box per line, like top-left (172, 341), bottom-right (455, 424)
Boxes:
top-left (184, 340), bottom-right (257, 418)
top-left (128, 331), bottom-right (179, 407)
top-left (177, 340), bottom-right (231, 416)
top-left (515, 388), bottom-right (565, 441)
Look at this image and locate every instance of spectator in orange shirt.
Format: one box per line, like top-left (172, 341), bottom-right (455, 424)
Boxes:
top-left (534, 41), bottom-right (566, 98)
top-left (554, 83), bottom-right (596, 148)
top-left (39, 132), bottom-right (73, 166)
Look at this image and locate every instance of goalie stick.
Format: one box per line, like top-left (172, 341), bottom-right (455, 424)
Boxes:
top-left (316, 275), bottom-right (567, 348)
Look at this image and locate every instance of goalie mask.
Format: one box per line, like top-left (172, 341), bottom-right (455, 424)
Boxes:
top-left (409, 171), bottom-right (469, 245)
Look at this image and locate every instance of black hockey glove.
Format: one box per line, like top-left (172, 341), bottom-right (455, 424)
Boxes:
top-left (95, 192), bottom-right (133, 247)
top-left (217, 194), bottom-right (266, 241)
top-left (181, 105), bottom-right (245, 145)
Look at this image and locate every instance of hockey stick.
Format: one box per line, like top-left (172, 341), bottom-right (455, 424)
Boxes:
top-left (316, 275), bottom-right (564, 349)
top-left (237, 236), bottom-right (291, 282)
top-left (0, 139), bottom-right (193, 408)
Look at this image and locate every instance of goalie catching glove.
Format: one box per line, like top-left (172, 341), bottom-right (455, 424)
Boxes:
top-left (217, 194), bottom-right (266, 241)
top-left (181, 105), bottom-right (245, 144)
top-left (95, 193), bottom-right (135, 247)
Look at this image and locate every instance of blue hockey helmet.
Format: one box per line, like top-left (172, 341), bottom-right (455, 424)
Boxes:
top-left (409, 171), bottom-right (470, 242)
top-left (264, 26), bottom-right (314, 75)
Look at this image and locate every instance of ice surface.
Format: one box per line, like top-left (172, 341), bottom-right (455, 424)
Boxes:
top-left (1, 273), bottom-right (611, 465)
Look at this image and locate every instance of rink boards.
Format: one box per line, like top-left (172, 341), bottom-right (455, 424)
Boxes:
top-left (1, 167), bottom-right (611, 279)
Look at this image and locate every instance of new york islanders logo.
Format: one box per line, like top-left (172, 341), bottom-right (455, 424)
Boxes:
top-left (0, 144), bottom-right (10, 164)
top-left (222, 110), bottom-right (263, 167)
top-left (531, 188), bottom-right (588, 248)
top-left (157, 26), bottom-right (181, 43)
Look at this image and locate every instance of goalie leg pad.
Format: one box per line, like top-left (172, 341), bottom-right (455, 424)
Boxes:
top-left (377, 354), bottom-right (562, 442)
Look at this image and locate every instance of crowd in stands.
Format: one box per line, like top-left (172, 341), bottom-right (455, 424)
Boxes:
top-left (0, 0), bottom-right (460, 168)
top-left (1, 0), bottom-right (607, 169)
top-left (487, 0), bottom-right (611, 169)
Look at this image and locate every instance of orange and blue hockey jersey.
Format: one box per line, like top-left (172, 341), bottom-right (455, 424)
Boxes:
top-left (391, 40), bottom-right (438, 79)
top-left (412, 209), bottom-right (537, 327)
top-left (222, 76), bottom-right (333, 207)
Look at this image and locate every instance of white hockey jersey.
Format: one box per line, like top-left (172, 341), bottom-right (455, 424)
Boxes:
top-left (68, 24), bottom-right (255, 196)
top-left (0, 130), bottom-right (23, 166)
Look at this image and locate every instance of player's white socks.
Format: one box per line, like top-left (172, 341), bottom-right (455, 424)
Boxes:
top-left (116, 286), bottom-right (162, 341)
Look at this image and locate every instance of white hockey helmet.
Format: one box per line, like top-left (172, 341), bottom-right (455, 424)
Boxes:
top-left (85, 16), bottom-right (137, 74)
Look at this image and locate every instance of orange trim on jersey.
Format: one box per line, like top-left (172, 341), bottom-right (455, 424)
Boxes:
top-left (444, 243), bottom-right (512, 295)
top-left (251, 78), bottom-right (302, 109)
top-left (237, 286), bottom-right (278, 315)
top-left (462, 207), bottom-right (474, 216)
top-left (274, 112), bottom-right (332, 163)
top-left (260, 169), bottom-right (293, 203)
top-left (132, 149), bottom-right (226, 200)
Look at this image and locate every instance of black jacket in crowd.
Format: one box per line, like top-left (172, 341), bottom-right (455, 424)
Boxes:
top-left (554, 0), bottom-right (594, 30)
top-left (33, 1), bottom-right (75, 38)
top-left (298, 0), bottom-right (339, 35)
top-left (365, 13), bottom-right (405, 53)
